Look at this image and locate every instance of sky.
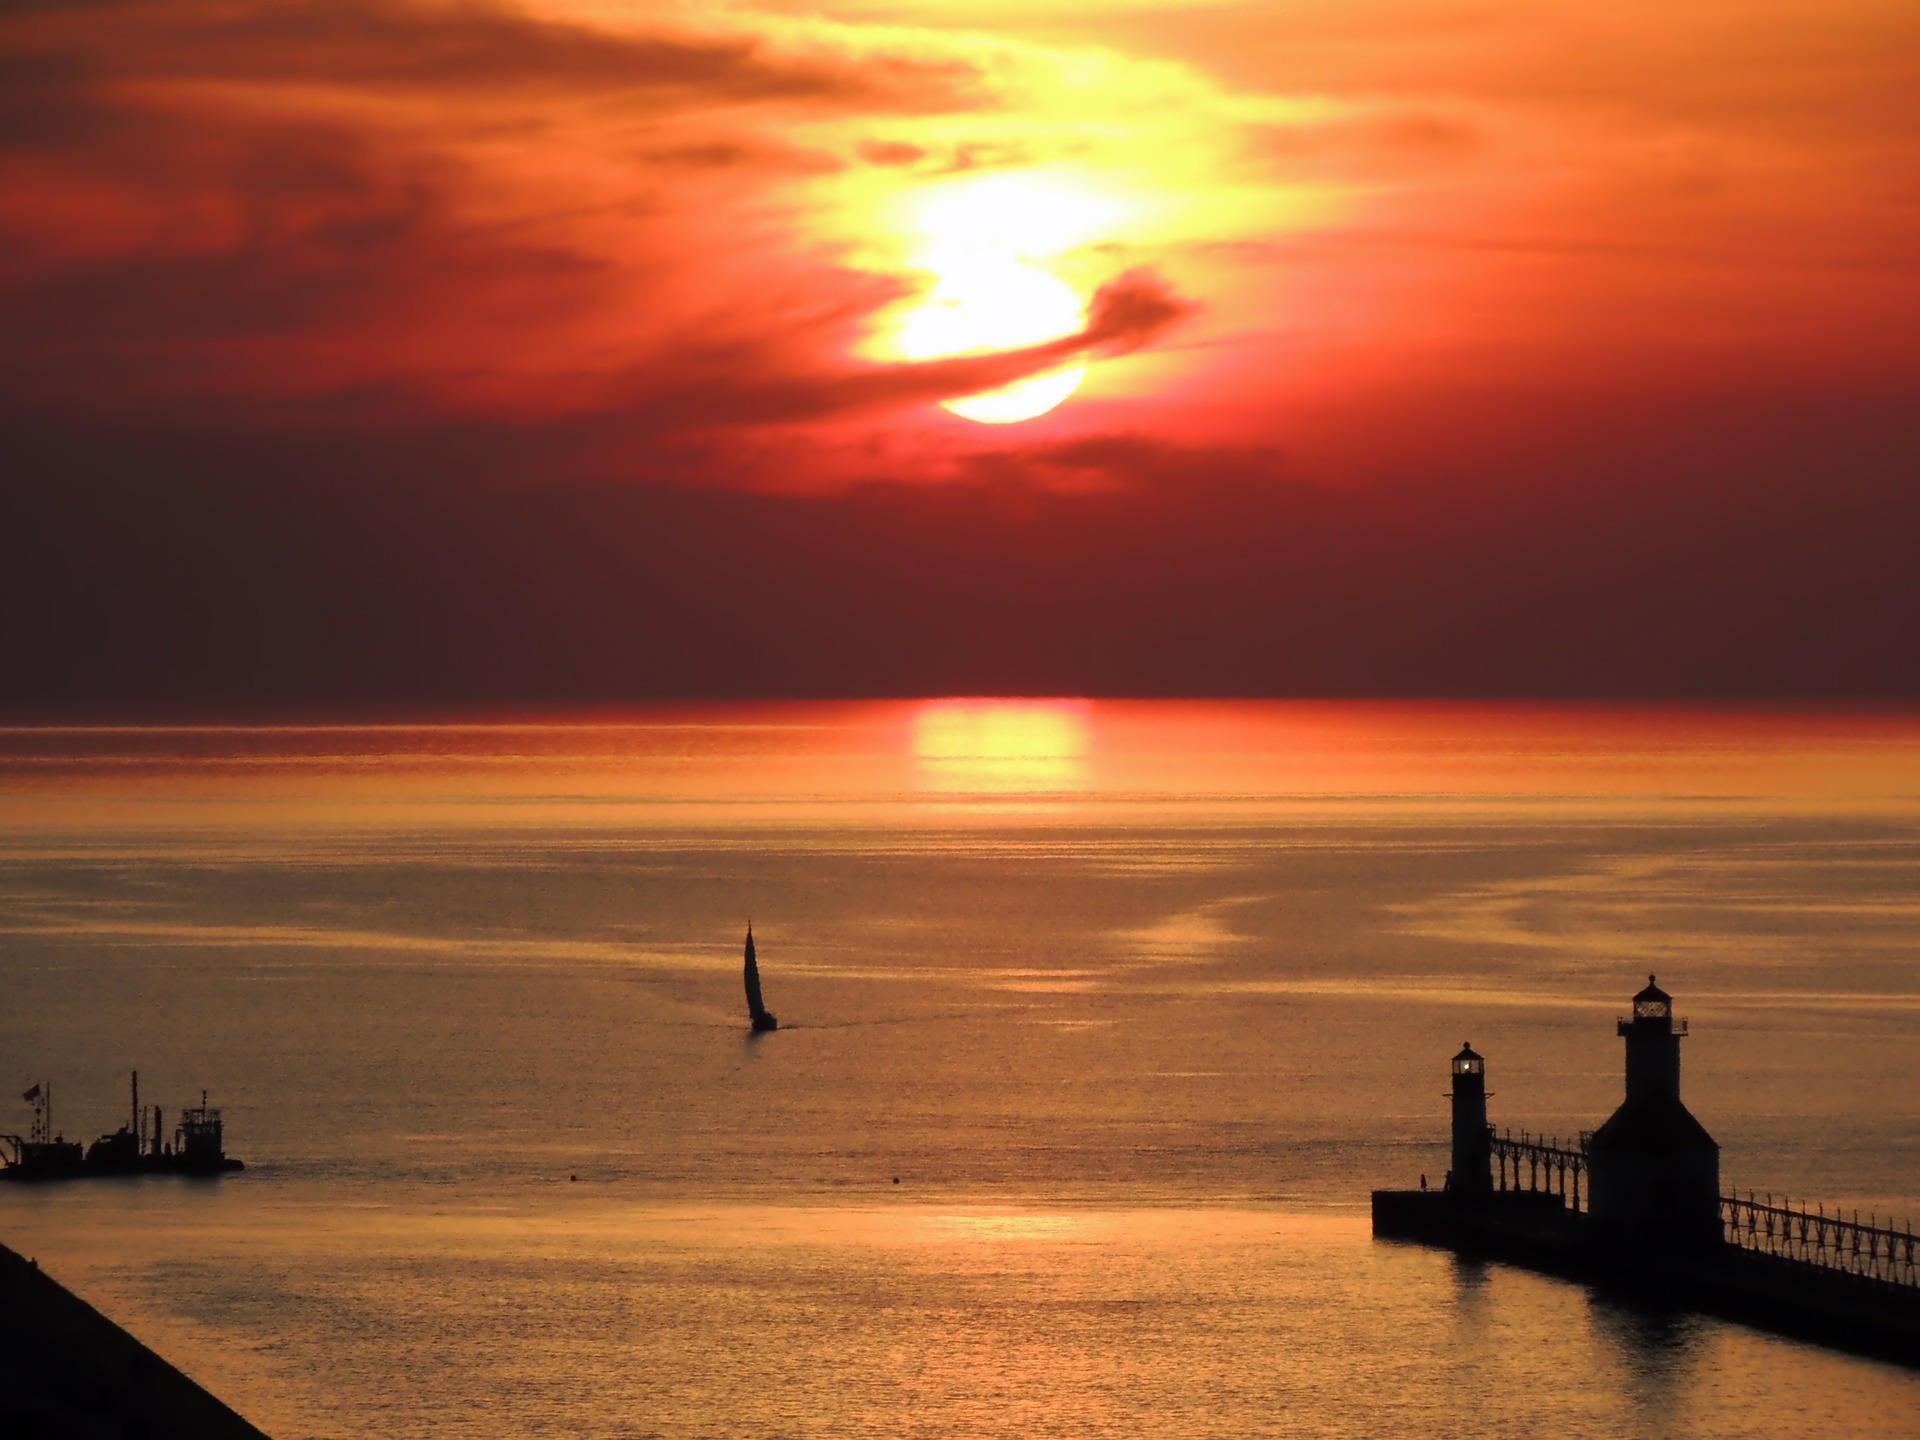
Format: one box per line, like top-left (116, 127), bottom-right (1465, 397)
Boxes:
top-left (2, 0), bottom-right (1917, 706)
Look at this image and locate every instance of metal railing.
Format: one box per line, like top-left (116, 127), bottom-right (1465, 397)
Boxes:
top-left (1492, 1128), bottom-right (1590, 1213)
top-left (1722, 1193), bottom-right (1919, 1290)
top-left (1481, 1120), bottom-right (1917, 1290)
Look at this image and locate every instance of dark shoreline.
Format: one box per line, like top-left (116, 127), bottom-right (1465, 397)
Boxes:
top-left (0, 1240), bottom-right (269, 1439)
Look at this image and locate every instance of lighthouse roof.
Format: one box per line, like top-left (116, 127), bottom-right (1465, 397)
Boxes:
top-left (1590, 1094), bottom-right (1718, 1157)
top-left (1633, 974), bottom-right (1671, 1007)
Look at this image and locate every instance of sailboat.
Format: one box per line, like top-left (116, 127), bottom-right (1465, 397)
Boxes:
top-left (744, 925), bottom-right (779, 1032)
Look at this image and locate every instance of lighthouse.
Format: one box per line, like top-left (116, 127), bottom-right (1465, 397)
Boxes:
top-left (1587, 976), bottom-right (1721, 1244)
top-left (1448, 1043), bottom-right (1492, 1196)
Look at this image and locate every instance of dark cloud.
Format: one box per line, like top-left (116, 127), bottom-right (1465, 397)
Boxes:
top-left (0, 50), bottom-right (112, 148)
top-left (3, 400), bottom-right (1916, 710)
top-left (2, 0), bottom-right (979, 109)
top-left (588, 268), bottom-right (1198, 433)
top-left (2, 0), bottom-right (1911, 711)
top-left (0, 102), bottom-right (619, 411)
top-left (958, 435), bottom-right (1287, 491)
top-left (641, 139), bottom-right (843, 174)
top-left (1077, 269), bottom-right (1194, 355)
top-left (0, 0), bottom-right (1003, 424)
top-left (820, 267), bottom-right (1196, 413)
top-left (3, 137), bottom-right (431, 342)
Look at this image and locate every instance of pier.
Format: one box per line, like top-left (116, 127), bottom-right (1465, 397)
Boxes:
top-left (0, 1240), bottom-right (269, 1437)
top-left (1373, 979), bottom-right (1920, 1367)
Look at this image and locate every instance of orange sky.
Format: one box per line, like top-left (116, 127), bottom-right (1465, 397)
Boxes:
top-left (6, 0), bottom-right (1915, 470)
top-left (1, 0), bottom-right (1917, 702)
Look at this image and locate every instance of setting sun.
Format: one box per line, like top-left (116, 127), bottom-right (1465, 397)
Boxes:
top-left (876, 169), bottom-right (1133, 422)
top-left (896, 257), bottom-right (1087, 422)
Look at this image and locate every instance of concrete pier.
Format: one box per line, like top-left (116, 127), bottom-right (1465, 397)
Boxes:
top-left (0, 1240), bottom-right (270, 1438)
top-left (1373, 1188), bottom-right (1920, 1368)
top-left (1374, 979), bottom-right (1920, 1370)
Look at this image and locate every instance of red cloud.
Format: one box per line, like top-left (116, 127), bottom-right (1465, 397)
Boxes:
top-left (0, 0), bottom-right (995, 436)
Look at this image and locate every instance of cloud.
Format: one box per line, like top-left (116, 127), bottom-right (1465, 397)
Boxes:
top-left (858, 140), bottom-right (927, 167)
top-left (1077, 269), bottom-right (1195, 355)
top-left (958, 434), bottom-right (1287, 492)
top-left (826, 267), bottom-right (1195, 412)
top-left (640, 139), bottom-right (843, 174)
top-left (593, 267), bottom-right (1198, 434)
top-left (5, 403), bottom-right (1918, 707)
top-left (2, 0), bottom-right (978, 108)
top-left (0, 0), bottom-right (1237, 453)
top-left (0, 0), bottom-right (1013, 422)
top-left (4, 0), bottom-right (1912, 522)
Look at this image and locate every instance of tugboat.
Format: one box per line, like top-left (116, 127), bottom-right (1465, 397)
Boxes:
top-left (1, 1073), bottom-right (244, 1181)
top-left (744, 925), bottom-right (779, 1033)
top-left (170, 1091), bottom-right (245, 1176)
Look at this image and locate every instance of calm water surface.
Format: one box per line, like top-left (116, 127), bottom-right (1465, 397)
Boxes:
top-left (2, 703), bottom-right (1919, 1437)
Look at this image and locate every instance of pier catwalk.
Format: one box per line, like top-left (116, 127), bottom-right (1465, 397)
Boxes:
top-left (1373, 979), bottom-right (1920, 1369)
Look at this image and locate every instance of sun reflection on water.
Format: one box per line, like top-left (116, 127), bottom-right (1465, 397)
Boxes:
top-left (911, 699), bottom-right (1091, 794)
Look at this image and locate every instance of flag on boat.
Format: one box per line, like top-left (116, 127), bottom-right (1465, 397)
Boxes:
top-left (22, 1084), bottom-right (41, 1103)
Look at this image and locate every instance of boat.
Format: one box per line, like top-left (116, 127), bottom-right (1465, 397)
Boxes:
top-left (2, 1074), bottom-right (245, 1182)
top-left (744, 925), bottom-right (779, 1032)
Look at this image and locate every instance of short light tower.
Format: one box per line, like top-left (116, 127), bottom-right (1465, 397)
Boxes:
top-left (1588, 976), bottom-right (1721, 1245)
top-left (1449, 1042), bottom-right (1492, 1197)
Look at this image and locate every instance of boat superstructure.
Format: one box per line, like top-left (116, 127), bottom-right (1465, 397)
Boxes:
top-left (2, 1073), bottom-right (244, 1182)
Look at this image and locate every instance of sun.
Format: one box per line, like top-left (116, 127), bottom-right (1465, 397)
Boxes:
top-left (896, 257), bottom-right (1087, 424)
top-left (872, 169), bottom-right (1126, 423)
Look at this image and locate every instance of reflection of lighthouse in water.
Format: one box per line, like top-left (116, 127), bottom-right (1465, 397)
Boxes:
top-left (744, 926), bottom-right (778, 1033)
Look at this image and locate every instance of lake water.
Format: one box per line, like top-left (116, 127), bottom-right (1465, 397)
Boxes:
top-left (3, 702), bottom-right (1919, 1437)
